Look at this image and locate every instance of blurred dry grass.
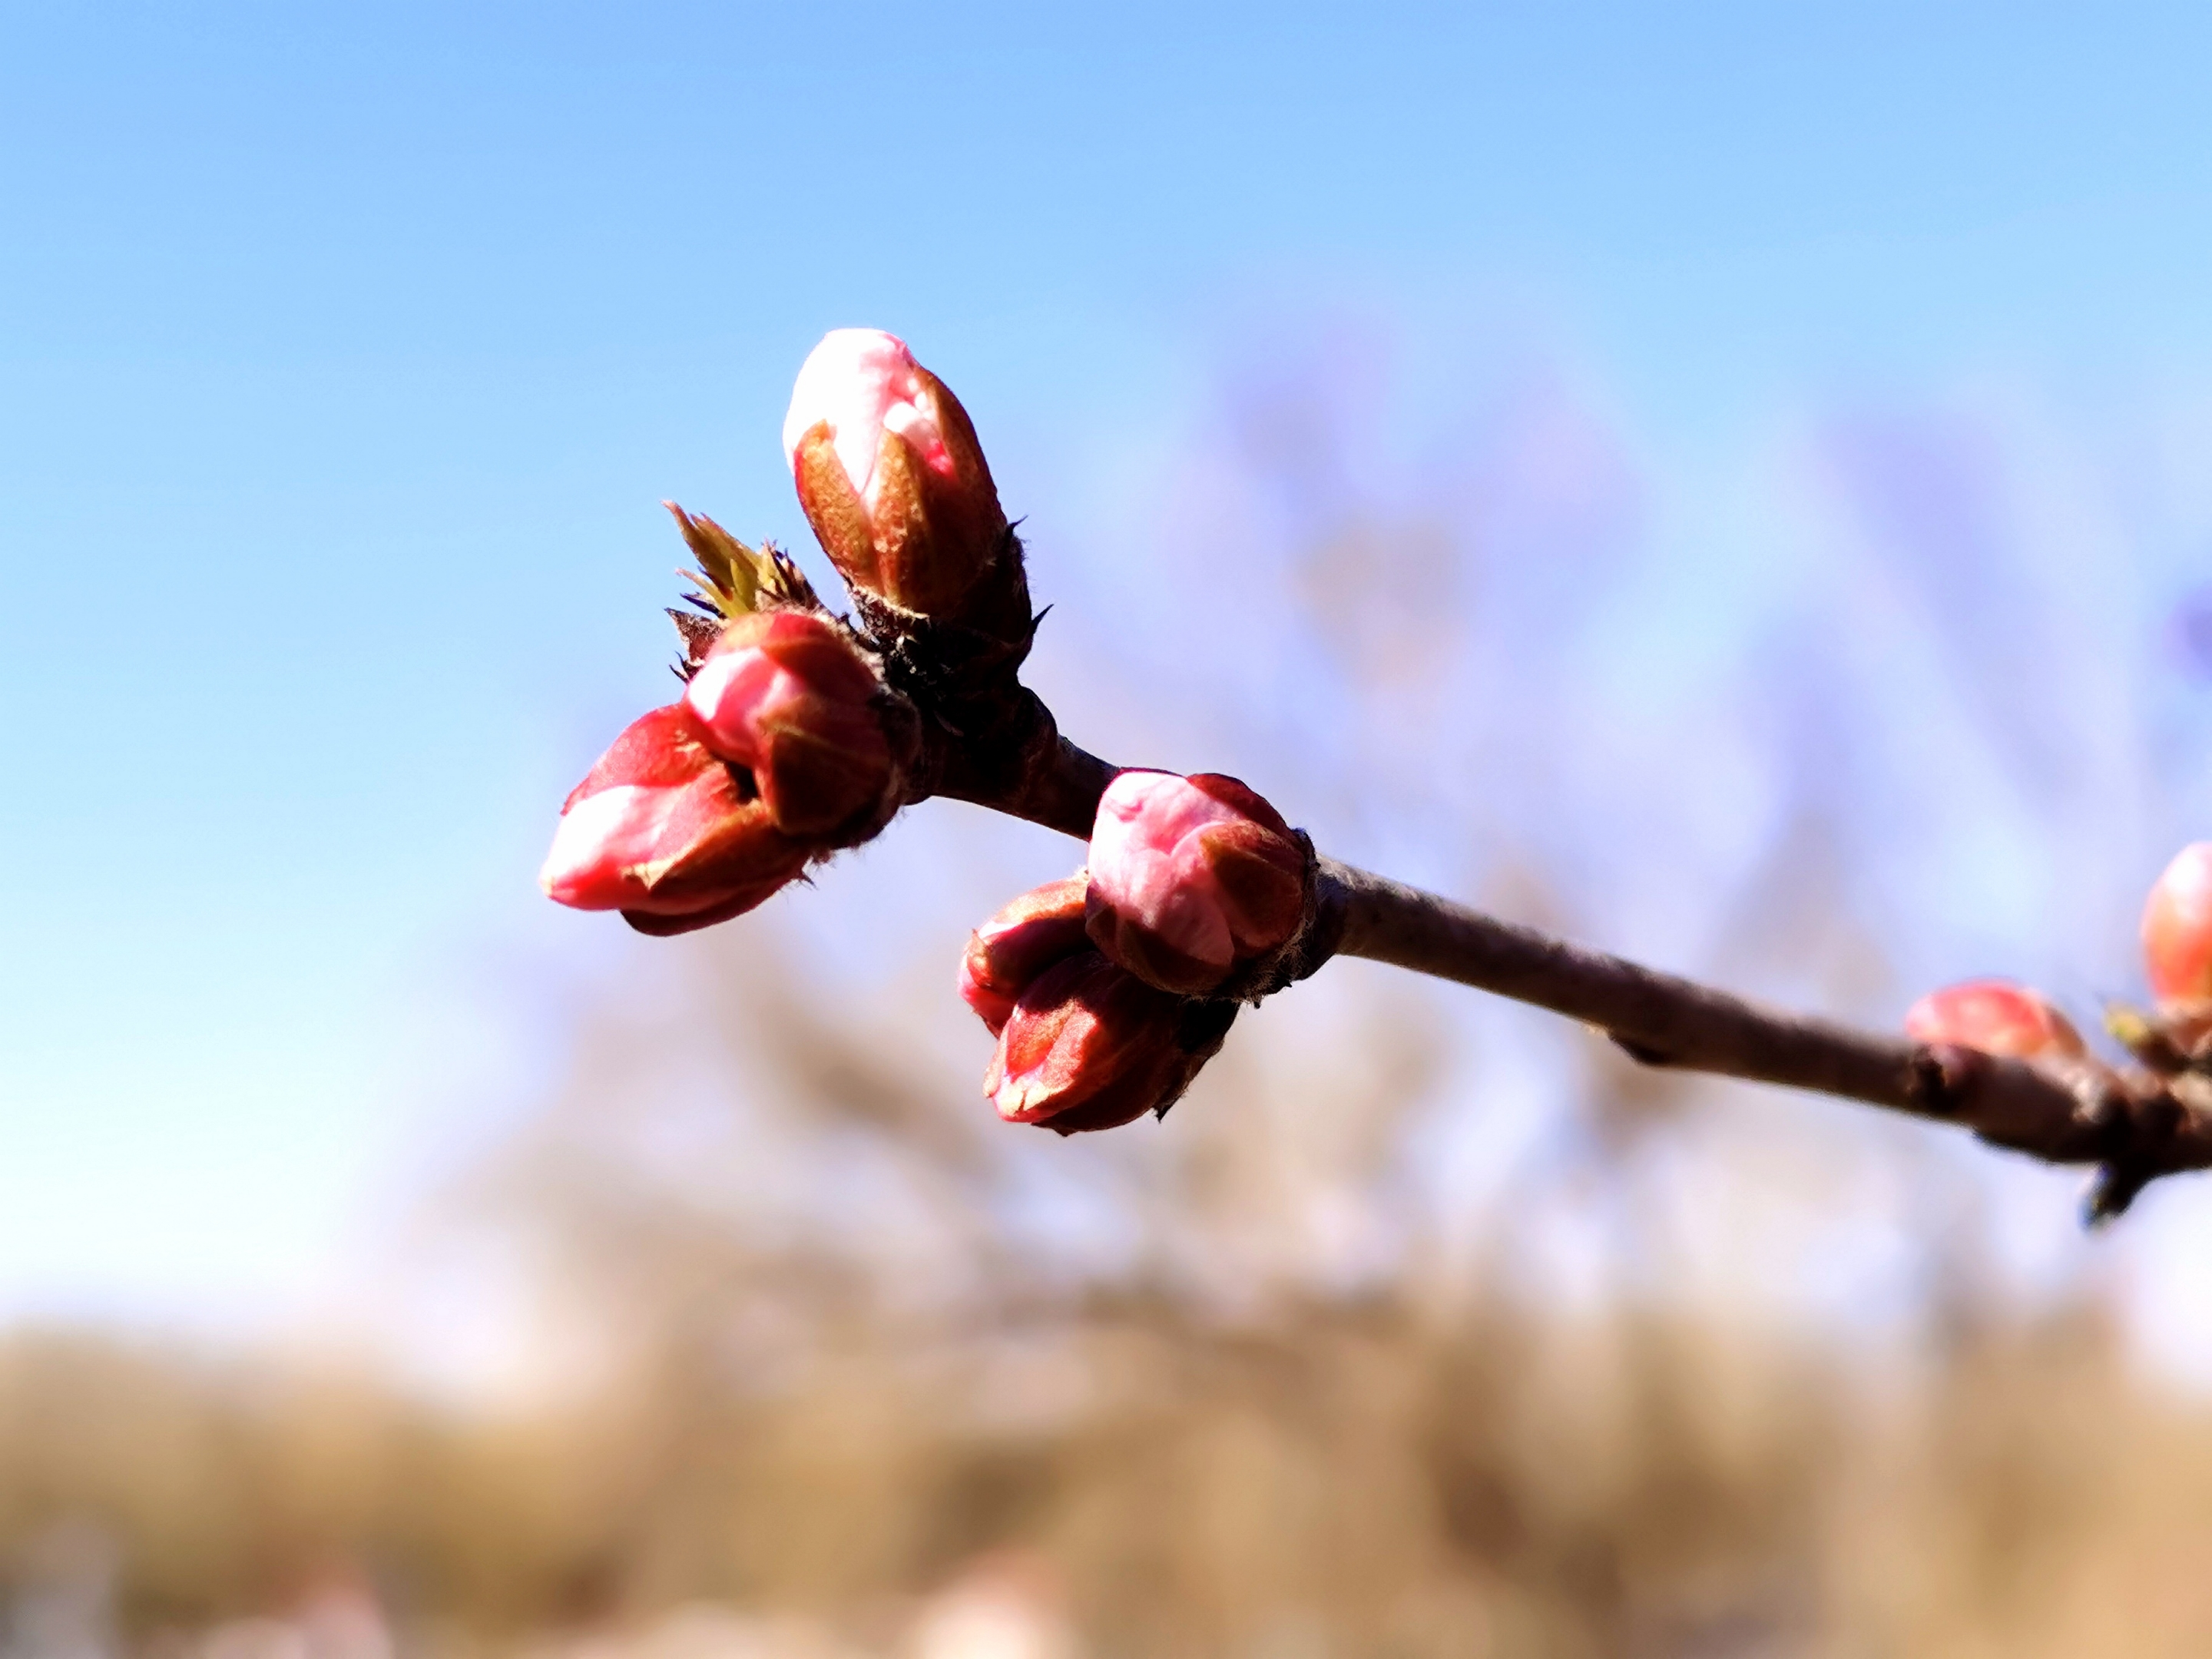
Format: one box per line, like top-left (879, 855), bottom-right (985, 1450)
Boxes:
top-left (10, 1254), bottom-right (2212, 1654)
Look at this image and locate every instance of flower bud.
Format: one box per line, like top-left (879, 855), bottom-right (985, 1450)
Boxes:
top-left (984, 951), bottom-right (1227, 1134)
top-left (783, 329), bottom-right (1009, 618)
top-left (1903, 979), bottom-right (2086, 1060)
top-left (1084, 771), bottom-right (1307, 995)
top-left (958, 875), bottom-right (1092, 1036)
top-left (2143, 842), bottom-right (2212, 1007)
top-left (684, 609), bottom-right (893, 839)
top-left (541, 703), bottom-right (810, 935)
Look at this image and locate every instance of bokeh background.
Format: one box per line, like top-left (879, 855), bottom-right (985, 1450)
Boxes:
top-left (11, 3), bottom-right (2212, 1653)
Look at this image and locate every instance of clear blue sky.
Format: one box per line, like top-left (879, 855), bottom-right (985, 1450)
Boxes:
top-left (6, 1), bottom-right (2212, 1331)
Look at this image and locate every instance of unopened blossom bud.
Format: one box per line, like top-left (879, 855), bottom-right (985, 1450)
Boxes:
top-left (959, 875), bottom-right (1092, 1035)
top-left (985, 951), bottom-right (1230, 1134)
top-left (684, 609), bottom-right (893, 839)
top-left (783, 329), bottom-right (1010, 618)
top-left (2143, 842), bottom-right (2212, 1007)
top-left (1903, 979), bottom-right (2086, 1061)
top-left (540, 703), bottom-right (810, 935)
top-left (1084, 771), bottom-right (1307, 995)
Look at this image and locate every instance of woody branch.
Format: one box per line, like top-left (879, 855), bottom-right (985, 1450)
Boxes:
top-left (935, 714), bottom-right (2212, 1223)
top-left (542, 328), bottom-right (2212, 1223)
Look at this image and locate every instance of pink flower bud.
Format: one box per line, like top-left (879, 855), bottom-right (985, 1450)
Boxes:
top-left (1903, 979), bottom-right (2086, 1060)
top-left (684, 609), bottom-right (893, 839)
top-left (2144, 842), bottom-right (2212, 1007)
top-left (984, 951), bottom-right (1220, 1134)
top-left (540, 703), bottom-right (810, 935)
top-left (1084, 771), bottom-right (1306, 995)
top-left (783, 329), bottom-right (1009, 618)
top-left (958, 875), bottom-right (1092, 1035)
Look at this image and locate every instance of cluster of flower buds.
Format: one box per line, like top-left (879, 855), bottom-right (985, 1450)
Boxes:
top-left (959, 875), bottom-right (1234, 1134)
top-left (543, 329), bottom-right (1034, 935)
top-left (1904, 839), bottom-right (2212, 1075)
top-left (956, 770), bottom-right (1311, 1133)
top-left (549, 329), bottom-right (1320, 1140)
top-left (543, 329), bottom-right (1020, 936)
top-left (541, 522), bottom-right (909, 933)
top-left (539, 701), bottom-right (816, 935)
top-left (540, 606), bottom-right (902, 932)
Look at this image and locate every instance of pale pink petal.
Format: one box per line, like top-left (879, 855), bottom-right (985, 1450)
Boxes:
top-left (1088, 773), bottom-right (1239, 969)
top-left (539, 784), bottom-right (684, 909)
top-left (780, 326), bottom-right (960, 514)
top-left (684, 646), bottom-right (793, 769)
top-left (782, 328), bottom-right (919, 502)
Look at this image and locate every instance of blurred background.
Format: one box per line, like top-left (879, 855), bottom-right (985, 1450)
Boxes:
top-left (10, 2), bottom-right (2212, 1653)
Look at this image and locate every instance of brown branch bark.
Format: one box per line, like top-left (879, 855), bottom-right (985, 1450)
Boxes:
top-left (939, 724), bottom-right (2212, 1221)
top-left (1321, 859), bottom-right (2212, 1219)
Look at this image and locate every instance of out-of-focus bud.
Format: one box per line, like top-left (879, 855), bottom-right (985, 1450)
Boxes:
top-left (684, 609), bottom-right (893, 839)
top-left (540, 704), bottom-right (810, 935)
top-left (959, 874), bottom-right (1091, 1035)
top-left (2144, 842), bottom-right (2212, 1007)
top-left (783, 329), bottom-right (1011, 619)
top-left (1084, 770), bottom-right (1307, 995)
top-left (1903, 979), bottom-right (2086, 1060)
top-left (984, 951), bottom-right (1228, 1134)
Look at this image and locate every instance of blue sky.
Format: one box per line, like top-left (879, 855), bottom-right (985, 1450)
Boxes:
top-left (7, 1), bottom-right (2212, 1335)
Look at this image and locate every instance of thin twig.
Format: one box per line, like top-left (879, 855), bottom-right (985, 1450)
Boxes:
top-left (1323, 859), bottom-right (2212, 1214)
